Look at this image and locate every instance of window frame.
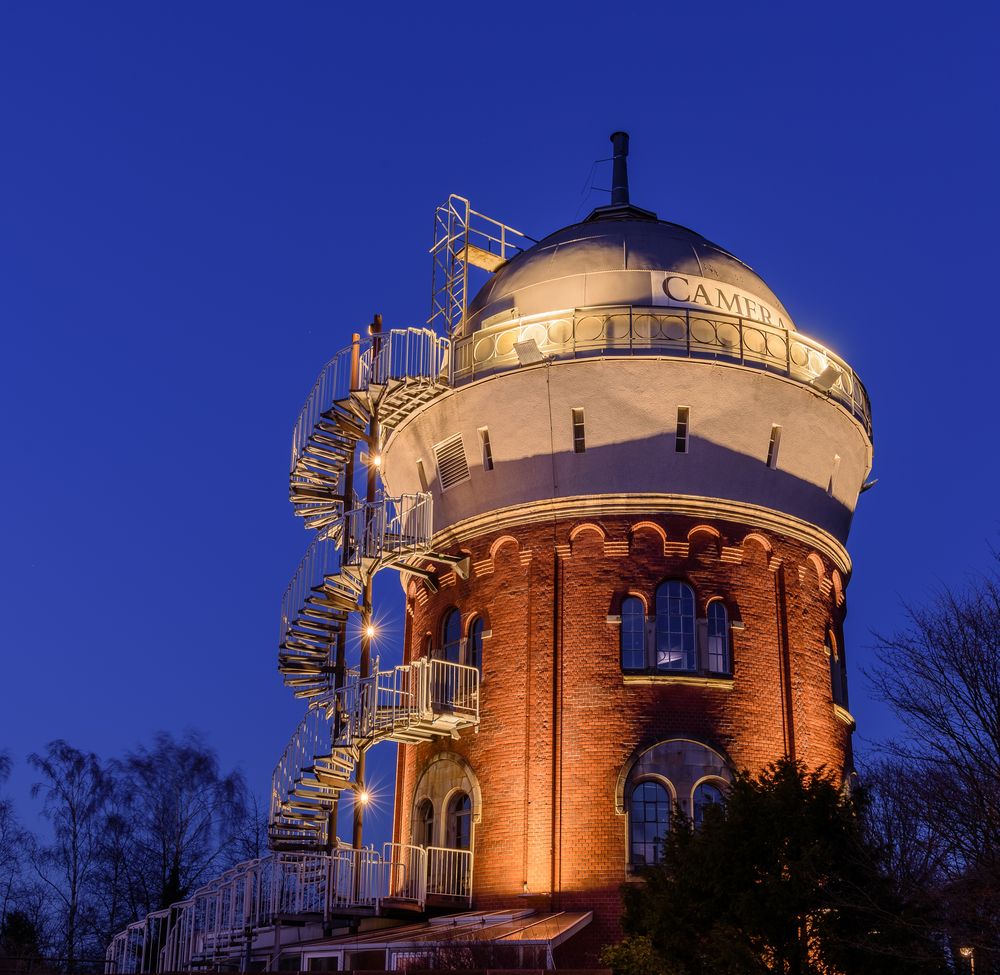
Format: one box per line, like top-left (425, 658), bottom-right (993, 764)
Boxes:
top-left (655, 580), bottom-right (697, 672)
top-left (627, 777), bottom-right (672, 868)
top-left (445, 790), bottom-right (473, 850)
top-left (415, 797), bottom-right (435, 848)
top-left (692, 778), bottom-right (726, 828)
top-left (706, 599), bottom-right (731, 675)
top-left (467, 617), bottom-right (484, 674)
top-left (620, 596), bottom-right (647, 671)
top-left (440, 608), bottom-right (462, 664)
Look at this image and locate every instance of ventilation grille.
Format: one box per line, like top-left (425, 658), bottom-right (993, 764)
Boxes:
top-left (434, 434), bottom-right (470, 491)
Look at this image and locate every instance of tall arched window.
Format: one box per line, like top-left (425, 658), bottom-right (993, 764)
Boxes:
top-left (416, 798), bottom-right (435, 847)
top-left (655, 581), bottom-right (695, 671)
top-left (446, 792), bottom-right (472, 850)
top-left (621, 597), bottom-right (646, 670)
top-left (467, 618), bottom-right (484, 674)
top-left (441, 609), bottom-right (461, 664)
top-left (707, 601), bottom-right (730, 674)
top-left (629, 780), bottom-right (670, 866)
top-left (693, 781), bottom-right (725, 827)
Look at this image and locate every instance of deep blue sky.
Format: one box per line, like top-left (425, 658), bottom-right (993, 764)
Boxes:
top-left (1, 3), bottom-right (998, 846)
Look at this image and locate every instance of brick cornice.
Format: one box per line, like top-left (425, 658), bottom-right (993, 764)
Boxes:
top-left (429, 493), bottom-right (852, 575)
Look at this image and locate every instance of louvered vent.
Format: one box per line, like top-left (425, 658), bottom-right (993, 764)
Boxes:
top-left (433, 433), bottom-right (470, 491)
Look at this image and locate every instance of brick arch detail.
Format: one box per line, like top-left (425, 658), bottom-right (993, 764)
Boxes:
top-left (614, 737), bottom-right (732, 815)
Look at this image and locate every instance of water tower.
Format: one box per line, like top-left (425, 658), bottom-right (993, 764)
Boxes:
top-left (381, 132), bottom-right (873, 961)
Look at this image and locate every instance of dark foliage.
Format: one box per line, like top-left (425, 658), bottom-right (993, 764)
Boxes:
top-left (604, 759), bottom-right (947, 975)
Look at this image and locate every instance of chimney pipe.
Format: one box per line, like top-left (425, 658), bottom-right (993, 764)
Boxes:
top-left (610, 131), bottom-right (630, 206)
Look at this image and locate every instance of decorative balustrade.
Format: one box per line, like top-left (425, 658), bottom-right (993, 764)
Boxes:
top-left (452, 304), bottom-right (872, 435)
top-left (343, 493), bottom-right (434, 568)
top-left (106, 845), bottom-right (466, 974)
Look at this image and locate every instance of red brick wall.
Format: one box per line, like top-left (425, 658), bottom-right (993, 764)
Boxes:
top-left (395, 514), bottom-right (852, 965)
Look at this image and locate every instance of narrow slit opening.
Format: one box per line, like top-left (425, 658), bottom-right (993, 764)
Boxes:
top-left (478, 427), bottom-right (494, 471)
top-left (675, 406), bottom-right (690, 453)
top-left (572, 408), bottom-right (586, 453)
top-left (766, 424), bottom-right (782, 469)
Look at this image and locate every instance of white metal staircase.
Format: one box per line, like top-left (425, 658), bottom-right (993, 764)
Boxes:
top-left (269, 657), bottom-right (480, 851)
top-left (289, 327), bottom-right (450, 530)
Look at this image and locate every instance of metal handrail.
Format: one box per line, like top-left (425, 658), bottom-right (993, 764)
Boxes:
top-left (279, 526), bottom-right (354, 652)
top-left (291, 328), bottom-right (452, 474)
top-left (343, 493), bottom-right (434, 567)
top-left (451, 303), bottom-right (872, 435)
top-left (425, 846), bottom-right (473, 903)
top-left (107, 845), bottom-right (450, 973)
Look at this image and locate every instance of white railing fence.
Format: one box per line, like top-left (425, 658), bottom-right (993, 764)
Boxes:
top-left (425, 846), bottom-right (473, 903)
top-left (343, 493), bottom-right (434, 567)
top-left (292, 328), bottom-right (451, 473)
top-left (107, 844), bottom-right (475, 973)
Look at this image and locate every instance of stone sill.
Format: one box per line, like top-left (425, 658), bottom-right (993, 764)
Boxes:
top-left (623, 673), bottom-right (734, 690)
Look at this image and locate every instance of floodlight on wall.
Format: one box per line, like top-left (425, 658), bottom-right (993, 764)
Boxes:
top-left (810, 363), bottom-right (843, 392)
top-left (513, 338), bottom-right (550, 366)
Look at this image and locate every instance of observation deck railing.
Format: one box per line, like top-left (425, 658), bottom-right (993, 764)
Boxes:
top-left (452, 304), bottom-right (872, 436)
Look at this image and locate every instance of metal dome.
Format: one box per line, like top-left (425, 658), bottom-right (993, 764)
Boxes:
top-left (465, 212), bottom-right (796, 335)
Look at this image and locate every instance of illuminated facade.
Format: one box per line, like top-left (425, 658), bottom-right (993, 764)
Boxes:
top-left (107, 133), bottom-right (872, 972)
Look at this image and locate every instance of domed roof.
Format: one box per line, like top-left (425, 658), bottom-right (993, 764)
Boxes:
top-left (465, 209), bottom-right (796, 334)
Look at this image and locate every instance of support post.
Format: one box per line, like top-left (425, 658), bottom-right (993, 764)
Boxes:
top-left (353, 315), bottom-right (382, 858)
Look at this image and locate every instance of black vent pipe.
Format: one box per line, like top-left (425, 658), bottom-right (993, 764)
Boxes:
top-left (610, 131), bottom-right (630, 206)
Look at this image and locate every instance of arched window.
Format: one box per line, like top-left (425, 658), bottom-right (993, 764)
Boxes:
top-left (655, 581), bottom-right (695, 671)
top-left (707, 601), bottom-right (730, 674)
top-left (693, 781), bottom-right (725, 827)
top-left (467, 618), bottom-right (484, 674)
top-left (629, 780), bottom-right (670, 866)
top-left (621, 597), bottom-right (646, 670)
top-left (441, 609), bottom-right (461, 664)
top-left (446, 792), bottom-right (472, 850)
top-left (416, 798), bottom-right (435, 847)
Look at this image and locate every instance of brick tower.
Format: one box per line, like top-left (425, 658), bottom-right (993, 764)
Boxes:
top-left (105, 133), bottom-right (874, 974)
top-left (385, 133), bottom-right (873, 962)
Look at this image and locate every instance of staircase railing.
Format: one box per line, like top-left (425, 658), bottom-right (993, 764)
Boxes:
top-left (426, 658), bottom-right (480, 721)
top-left (425, 847), bottom-right (474, 903)
top-left (108, 844), bottom-right (473, 974)
top-left (291, 342), bottom-right (364, 473)
top-left (383, 843), bottom-right (428, 904)
top-left (355, 658), bottom-right (480, 740)
top-left (359, 327), bottom-right (451, 389)
top-left (270, 708), bottom-right (338, 844)
top-left (343, 493), bottom-right (433, 567)
top-left (292, 328), bottom-right (452, 475)
top-left (280, 528), bottom-right (355, 648)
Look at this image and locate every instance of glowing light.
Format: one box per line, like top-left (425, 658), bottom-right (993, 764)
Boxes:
top-left (358, 790), bottom-right (370, 804)
top-left (372, 454), bottom-right (382, 468)
top-left (365, 624), bottom-right (377, 639)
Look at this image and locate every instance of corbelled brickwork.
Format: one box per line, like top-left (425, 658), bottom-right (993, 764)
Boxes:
top-left (392, 512), bottom-right (853, 965)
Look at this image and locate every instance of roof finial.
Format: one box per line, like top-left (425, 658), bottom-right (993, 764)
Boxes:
top-left (610, 131), bottom-right (630, 206)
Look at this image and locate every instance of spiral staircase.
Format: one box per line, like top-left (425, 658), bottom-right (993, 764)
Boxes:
top-left (270, 326), bottom-right (479, 856)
